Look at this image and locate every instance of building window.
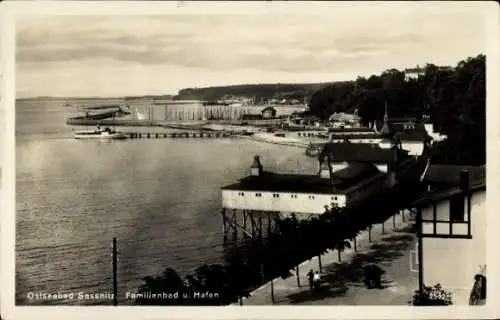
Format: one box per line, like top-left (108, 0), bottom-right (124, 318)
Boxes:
top-left (308, 195), bottom-right (316, 200)
top-left (238, 192), bottom-right (245, 196)
top-left (255, 193), bottom-right (262, 197)
top-left (273, 193), bottom-right (280, 198)
top-left (331, 196), bottom-right (338, 201)
top-left (450, 195), bottom-right (465, 222)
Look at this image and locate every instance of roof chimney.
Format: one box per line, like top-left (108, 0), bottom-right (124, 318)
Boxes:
top-left (460, 170), bottom-right (470, 190)
top-left (250, 155), bottom-right (263, 176)
top-left (319, 157), bottom-right (332, 179)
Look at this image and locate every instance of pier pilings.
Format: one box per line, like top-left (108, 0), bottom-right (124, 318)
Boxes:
top-left (127, 131), bottom-right (233, 139)
top-left (220, 208), bottom-right (282, 241)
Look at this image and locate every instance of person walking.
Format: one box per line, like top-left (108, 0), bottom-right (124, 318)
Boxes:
top-left (307, 269), bottom-right (314, 291)
top-left (313, 271), bottom-right (321, 291)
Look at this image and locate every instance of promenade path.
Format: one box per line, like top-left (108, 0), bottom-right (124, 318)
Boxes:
top-left (240, 211), bottom-right (418, 305)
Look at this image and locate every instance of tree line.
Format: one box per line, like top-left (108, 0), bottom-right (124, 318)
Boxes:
top-left (173, 83), bottom-right (329, 102)
top-left (308, 54), bottom-right (485, 165)
top-left (135, 167), bottom-right (425, 306)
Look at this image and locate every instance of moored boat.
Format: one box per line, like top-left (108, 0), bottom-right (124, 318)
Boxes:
top-left (74, 126), bottom-right (128, 140)
top-left (305, 143), bottom-right (322, 157)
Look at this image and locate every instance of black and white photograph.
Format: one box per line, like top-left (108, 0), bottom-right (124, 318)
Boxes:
top-left (1, 1), bottom-right (499, 319)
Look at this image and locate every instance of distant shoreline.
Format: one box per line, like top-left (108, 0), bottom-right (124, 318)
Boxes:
top-left (16, 95), bottom-right (174, 101)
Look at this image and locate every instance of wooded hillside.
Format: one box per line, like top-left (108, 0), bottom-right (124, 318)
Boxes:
top-left (173, 83), bottom-right (330, 101)
top-left (308, 54), bottom-right (485, 165)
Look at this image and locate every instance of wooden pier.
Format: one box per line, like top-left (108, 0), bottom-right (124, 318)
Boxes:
top-left (127, 131), bottom-right (234, 139)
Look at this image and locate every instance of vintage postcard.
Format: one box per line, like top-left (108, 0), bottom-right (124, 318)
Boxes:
top-left (1, 1), bottom-right (499, 319)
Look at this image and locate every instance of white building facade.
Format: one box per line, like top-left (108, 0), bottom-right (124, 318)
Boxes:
top-left (414, 170), bottom-right (486, 305)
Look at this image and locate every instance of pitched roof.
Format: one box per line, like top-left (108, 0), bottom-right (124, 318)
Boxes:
top-left (378, 123), bottom-right (430, 142)
top-left (221, 163), bottom-right (382, 194)
top-left (394, 131), bottom-right (430, 142)
top-left (329, 112), bottom-right (361, 122)
top-left (331, 163), bottom-right (380, 180)
top-left (221, 173), bottom-right (340, 194)
top-left (412, 182), bottom-right (485, 208)
top-left (413, 164), bottom-right (486, 207)
top-left (319, 142), bottom-right (409, 163)
top-left (423, 165), bottom-right (486, 186)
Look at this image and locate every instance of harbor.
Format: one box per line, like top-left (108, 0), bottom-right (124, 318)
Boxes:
top-left (12, 7), bottom-right (488, 313)
top-left (16, 86), bottom-right (486, 307)
top-left (16, 97), bottom-right (322, 305)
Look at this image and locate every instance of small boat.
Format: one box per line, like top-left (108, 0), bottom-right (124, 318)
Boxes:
top-left (74, 126), bottom-right (128, 140)
top-left (305, 143), bottom-right (322, 157)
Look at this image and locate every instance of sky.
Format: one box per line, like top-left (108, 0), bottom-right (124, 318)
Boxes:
top-left (15, 3), bottom-right (488, 98)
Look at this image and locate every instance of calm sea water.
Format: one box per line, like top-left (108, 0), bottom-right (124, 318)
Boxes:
top-left (15, 98), bottom-right (318, 305)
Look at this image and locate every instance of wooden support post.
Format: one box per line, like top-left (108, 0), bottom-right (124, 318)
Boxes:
top-left (393, 213), bottom-right (396, 229)
top-left (112, 237), bottom-right (118, 306)
top-left (353, 237), bottom-right (357, 252)
top-left (258, 216), bottom-right (263, 239)
top-left (382, 221), bottom-right (385, 234)
top-left (267, 215), bottom-right (271, 237)
top-left (368, 225), bottom-right (372, 243)
top-left (232, 210), bottom-right (237, 239)
top-left (274, 214), bottom-right (280, 233)
top-left (221, 209), bottom-right (227, 240)
top-left (250, 212), bottom-right (255, 237)
top-left (242, 211), bottom-right (247, 231)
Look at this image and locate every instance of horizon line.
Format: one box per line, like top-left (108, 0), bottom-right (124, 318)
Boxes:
top-left (15, 80), bottom-right (339, 101)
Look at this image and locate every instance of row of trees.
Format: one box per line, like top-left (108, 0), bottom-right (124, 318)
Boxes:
top-left (136, 169), bottom-right (424, 305)
top-left (308, 54), bottom-right (486, 165)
